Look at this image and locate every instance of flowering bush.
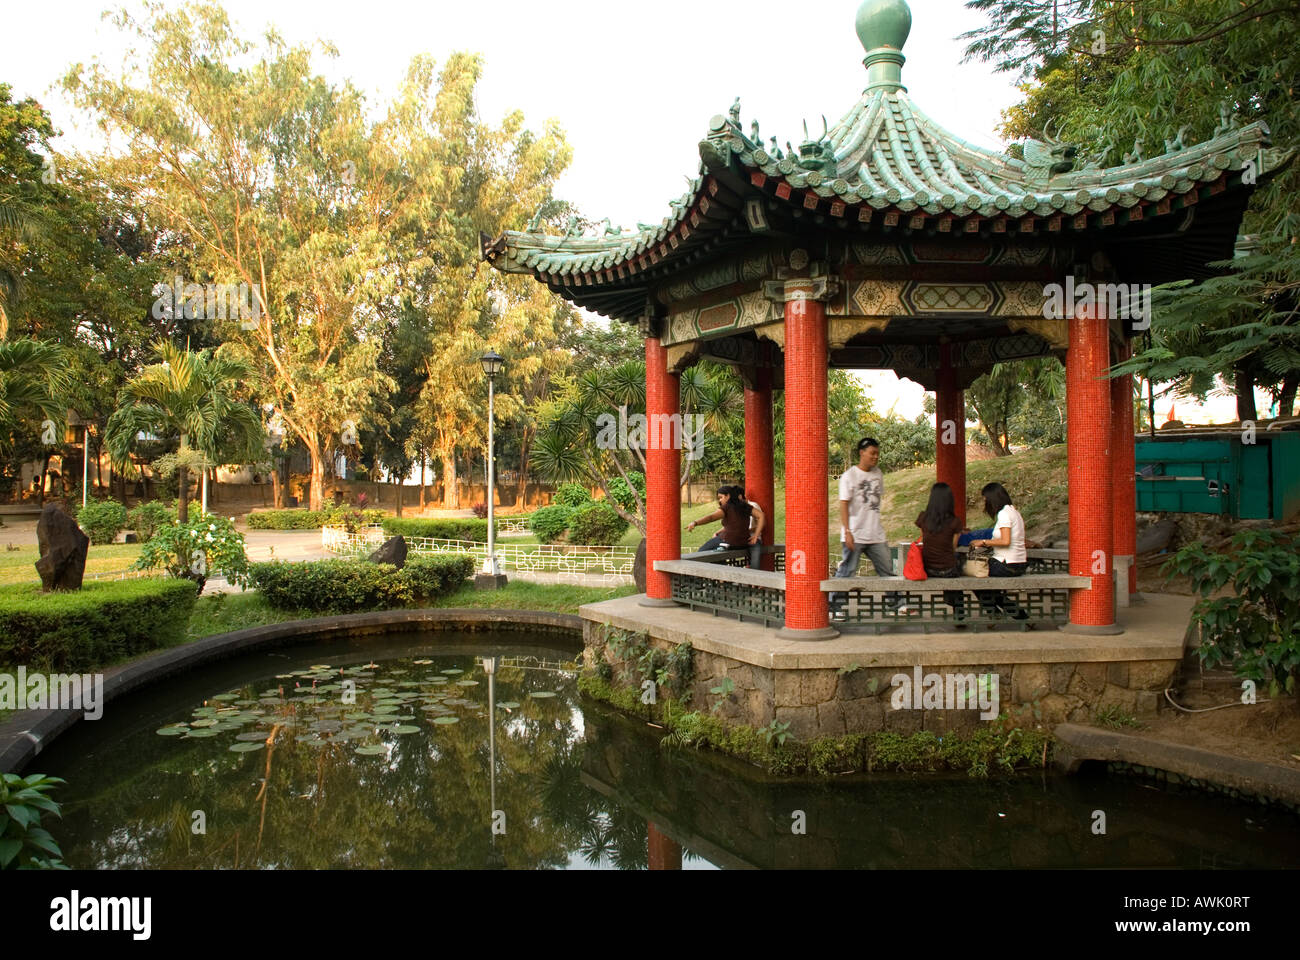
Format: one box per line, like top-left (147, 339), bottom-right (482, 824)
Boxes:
top-left (471, 502), bottom-right (489, 519)
top-left (133, 512), bottom-right (251, 591)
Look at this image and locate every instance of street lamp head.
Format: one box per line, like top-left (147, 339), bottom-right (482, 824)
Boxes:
top-left (480, 349), bottom-right (505, 379)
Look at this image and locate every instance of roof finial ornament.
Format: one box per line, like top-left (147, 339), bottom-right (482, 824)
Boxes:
top-left (751, 119), bottom-right (761, 145)
top-left (857, 0), bottom-right (911, 92)
top-left (1123, 139), bottom-right (1144, 165)
top-left (1080, 140), bottom-right (1114, 171)
top-left (729, 97), bottom-right (741, 127)
top-left (1164, 125), bottom-right (1189, 153)
top-left (770, 136), bottom-right (784, 160)
top-left (1020, 121), bottom-right (1079, 182)
top-left (525, 209), bottom-right (545, 233)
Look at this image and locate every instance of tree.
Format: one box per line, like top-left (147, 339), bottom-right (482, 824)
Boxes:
top-left (65, 2), bottom-right (399, 510)
top-left (105, 341), bottom-right (261, 523)
top-left (965, 0), bottom-right (1300, 419)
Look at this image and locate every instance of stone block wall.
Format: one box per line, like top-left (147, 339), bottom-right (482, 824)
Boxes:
top-left (583, 620), bottom-right (1178, 740)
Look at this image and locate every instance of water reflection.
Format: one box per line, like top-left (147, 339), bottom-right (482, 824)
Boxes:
top-left (34, 633), bottom-right (1300, 870)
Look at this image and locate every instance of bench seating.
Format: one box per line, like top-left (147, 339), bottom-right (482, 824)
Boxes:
top-left (819, 573), bottom-right (1091, 632)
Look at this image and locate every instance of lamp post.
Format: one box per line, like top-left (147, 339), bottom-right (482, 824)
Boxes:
top-left (476, 350), bottom-right (508, 589)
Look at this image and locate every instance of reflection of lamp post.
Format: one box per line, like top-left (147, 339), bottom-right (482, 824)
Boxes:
top-left (476, 350), bottom-right (508, 590)
top-left (483, 655), bottom-right (506, 868)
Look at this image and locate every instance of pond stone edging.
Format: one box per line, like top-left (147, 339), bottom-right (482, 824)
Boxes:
top-left (0, 608), bottom-right (582, 775)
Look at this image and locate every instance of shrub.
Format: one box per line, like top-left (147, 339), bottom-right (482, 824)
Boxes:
top-left (133, 513), bottom-right (250, 591)
top-left (1164, 528), bottom-right (1300, 698)
top-left (75, 498), bottom-right (127, 545)
top-left (0, 578), bottom-right (198, 672)
top-left (249, 554), bottom-right (475, 612)
top-left (246, 508), bottom-right (385, 530)
top-left (381, 517), bottom-right (491, 541)
top-left (127, 500), bottom-right (176, 541)
top-left (471, 503), bottom-right (488, 519)
top-left (606, 472), bottom-right (646, 512)
top-left (554, 483), bottom-right (592, 508)
top-left (1, 773), bottom-right (67, 869)
top-left (567, 502), bottom-right (629, 545)
top-left (529, 505), bottom-right (573, 544)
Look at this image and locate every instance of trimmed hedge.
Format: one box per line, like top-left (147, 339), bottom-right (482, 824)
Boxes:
top-left (380, 517), bottom-right (492, 542)
top-left (0, 578), bottom-right (199, 673)
top-left (249, 554), bottom-right (476, 612)
top-left (529, 505), bottom-right (573, 544)
top-left (75, 498), bottom-right (128, 545)
top-left (245, 508), bottom-right (386, 530)
top-left (567, 502), bottom-right (629, 545)
top-left (554, 483), bottom-right (593, 508)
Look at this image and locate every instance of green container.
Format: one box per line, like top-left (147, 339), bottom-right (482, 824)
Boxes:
top-left (1135, 430), bottom-right (1300, 520)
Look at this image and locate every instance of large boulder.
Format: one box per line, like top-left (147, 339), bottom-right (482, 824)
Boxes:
top-left (368, 535), bottom-right (408, 569)
top-left (35, 503), bottom-right (90, 592)
top-left (633, 537), bottom-right (647, 593)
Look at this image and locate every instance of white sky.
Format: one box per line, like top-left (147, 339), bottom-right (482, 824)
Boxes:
top-left (8, 0), bottom-right (1253, 423)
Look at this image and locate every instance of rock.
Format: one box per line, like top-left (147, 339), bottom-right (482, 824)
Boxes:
top-left (1137, 517), bottom-right (1179, 555)
top-left (35, 504), bottom-right (89, 592)
top-left (633, 537), bottom-right (647, 593)
top-left (368, 535), bottom-right (408, 569)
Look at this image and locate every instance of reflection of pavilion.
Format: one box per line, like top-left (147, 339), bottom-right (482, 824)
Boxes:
top-left (486, 0), bottom-right (1285, 731)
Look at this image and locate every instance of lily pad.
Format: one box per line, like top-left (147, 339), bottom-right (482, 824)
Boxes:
top-left (185, 729), bottom-right (220, 738)
top-left (372, 705), bottom-right (399, 714)
top-left (412, 659), bottom-right (433, 665)
top-left (210, 693), bottom-right (240, 702)
top-left (431, 716), bottom-right (460, 725)
top-left (497, 701), bottom-right (521, 710)
top-left (229, 742), bottom-right (265, 753)
top-left (389, 725), bottom-right (420, 735)
top-left (455, 680), bottom-right (479, 687)
top-left (440, 668), bottom-right (464, 675)
top-left (529, 691), bottom-right (557, 699)
top-left (156, 726), bottom-right (187, 736)
top-left (354, 744), bottom-right (387, 756)
top-left (235, 731), bottom-right (269, 742)
top-left (190, 718), bottom-right (219, 728)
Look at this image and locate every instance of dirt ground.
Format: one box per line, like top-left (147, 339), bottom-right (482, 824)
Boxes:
top-left (1106, 680), bottom-right (1300, 769)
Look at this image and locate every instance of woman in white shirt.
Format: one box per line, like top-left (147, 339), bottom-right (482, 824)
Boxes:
top-left (971, 482), bottom-right (1029, 621)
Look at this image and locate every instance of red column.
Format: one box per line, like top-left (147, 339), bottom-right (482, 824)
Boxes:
top-left (1111, 342), bottom-right (1138, 597)
top-left (935, 343), bottom-right (967, 524)
top-left (644, 336), bottom-right (681, 603)
top-left (1066, 304), bottom-right (1118, 631)
top-left (647, 822), bottom-right (682, 870)
top-left (780, 283), bottom-right (834, 637)
top-left (745, 365), bottom-right (776, 571)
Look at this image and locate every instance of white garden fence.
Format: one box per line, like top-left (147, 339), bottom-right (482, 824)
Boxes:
top-left (321, 525), bottom-right (635, 579)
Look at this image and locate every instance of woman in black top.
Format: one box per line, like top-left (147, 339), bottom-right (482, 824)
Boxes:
top-left (913, 482), bottom-right (965, 620)
top-left (687, 484), bottom-right (765, 568)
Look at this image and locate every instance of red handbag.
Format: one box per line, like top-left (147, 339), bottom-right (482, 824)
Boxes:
top-left (903, 540), bottom-right (928, 580)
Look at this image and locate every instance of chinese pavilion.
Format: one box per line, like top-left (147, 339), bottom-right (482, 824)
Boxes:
top-left (484, 0), bottom-right (1280, 640)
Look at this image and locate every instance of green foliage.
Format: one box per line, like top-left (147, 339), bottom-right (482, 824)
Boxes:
top-left (381, 517), bottom-right (492, 542)
top-left (709, 676), bottom-right (736, 714)
top-left (133, 512), bottom-right (250, 590)
top-left (127, 500), bottom-right (176, 541)
top-left (554, 482), bottom-right (593, 508)
top-left (1163, 528), bottom-right (1300, 698)
top-left (566, 501), bottom-right (628, 546)
top-left (0, 578), bottom-right (198, 672)
top-left (606, 472), bottom-right (645, 512)
top-left (528, 505), bottom-right (573, 544)
top-left (761, 719), bottom-right (792, 748)
top-left (74, 498), bottom-right (127, 545)
top-left (872, 415), bottom-right (938, 472)
top-left (249, 554), bottom-right (475, 613)
top-left (246, 508), bottom-right (386, 530)
top-left (0, 773), bottom-right (67, 870)
top-left (1094, 705), bottom-right (1141, 730)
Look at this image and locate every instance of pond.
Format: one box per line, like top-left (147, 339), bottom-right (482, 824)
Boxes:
top-left (35, 631), bottom-right (1300, 869)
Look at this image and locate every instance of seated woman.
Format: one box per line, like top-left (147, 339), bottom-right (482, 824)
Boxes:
top-left (969, 482), bottom-right (1029, 620)
top-left (913, 482), bottom-right (965, 621)
top-left (686, 484), bottom-right (765, 568)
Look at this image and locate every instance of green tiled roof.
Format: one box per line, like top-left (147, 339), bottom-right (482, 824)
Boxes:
top-left (483, 0), bottom-right (1284, 321)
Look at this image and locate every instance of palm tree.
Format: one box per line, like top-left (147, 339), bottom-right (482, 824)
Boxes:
top-left (105, 341), bottom-right (263, 523)
top-left (0, 192), bottom-right (45, 341)
top-left (0, 337), bottom-right (66, 428)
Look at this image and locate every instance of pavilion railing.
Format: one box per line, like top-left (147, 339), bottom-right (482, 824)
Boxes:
top-left (658, 547), bottom-right (786, 628)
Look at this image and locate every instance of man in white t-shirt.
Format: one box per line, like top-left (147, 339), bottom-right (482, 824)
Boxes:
top-left (829, 437), bottom-right (899, 616)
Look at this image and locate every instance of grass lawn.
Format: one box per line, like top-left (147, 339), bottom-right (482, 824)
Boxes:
top-left (0, 543), bottom-right (143, 587)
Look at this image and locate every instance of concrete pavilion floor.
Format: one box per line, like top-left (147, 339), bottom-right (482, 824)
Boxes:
top-left (579, 593), bottom-right (1192, 670)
